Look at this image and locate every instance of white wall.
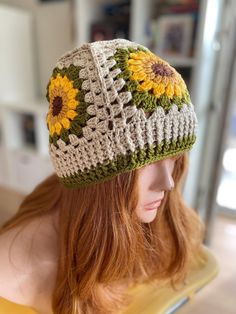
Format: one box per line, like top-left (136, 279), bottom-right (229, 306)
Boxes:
top-left (0, 0), bottom-right (73, 99)
top-left (0, 5), bottom-right (36, 101)
top-left (35, 2), bottom-right (73, 97)
top-left (0, 0), bottom-right (37, 10)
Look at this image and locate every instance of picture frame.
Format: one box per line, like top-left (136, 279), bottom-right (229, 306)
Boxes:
top-left (90, 21), bottom-right (129, 42)
top-left (20, 113), bottom-right (37, 149)
top-left (154, 14), bottom-right (194, 58)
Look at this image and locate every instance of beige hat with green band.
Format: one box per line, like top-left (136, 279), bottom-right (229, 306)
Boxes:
top-left (45, 38), bottom-right (198, 188)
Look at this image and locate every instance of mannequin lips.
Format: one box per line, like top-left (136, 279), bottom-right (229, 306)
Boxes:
top-left (146, 197), bottom-right (163, 207)
top-left (145, 199), bottom-right (162, 210)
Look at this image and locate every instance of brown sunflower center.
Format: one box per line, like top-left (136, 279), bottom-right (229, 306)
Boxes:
top-left (151, 63), bottom-right (173, 77)
top-left (52, 96), bottom-right (63, 116)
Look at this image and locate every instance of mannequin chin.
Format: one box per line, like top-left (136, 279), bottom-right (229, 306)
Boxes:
top-left (135, 157), bottom-right (175, 223)
top-left (135, 206), bottom-right (159, 223)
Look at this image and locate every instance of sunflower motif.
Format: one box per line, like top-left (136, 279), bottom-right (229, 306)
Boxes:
top-left (46, 73), bottom-right (79, 136)
top-left (127, 50), bottom-right (187, 98)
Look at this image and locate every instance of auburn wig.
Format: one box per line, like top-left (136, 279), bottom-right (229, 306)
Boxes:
top-left (0, 152), bottom-right (205, 314)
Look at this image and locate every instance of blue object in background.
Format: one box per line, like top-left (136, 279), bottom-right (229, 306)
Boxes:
top-left (229, 114), bottom-right (236, 137)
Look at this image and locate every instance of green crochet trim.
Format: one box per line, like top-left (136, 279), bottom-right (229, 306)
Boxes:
top-left (111, 47), bottom-right (191, 114)
top-left (47, 64), bottom-right (91, 148)
top-left (59, 134), bottom-right (196, 188)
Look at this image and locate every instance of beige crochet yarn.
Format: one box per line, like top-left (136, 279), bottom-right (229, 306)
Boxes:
top-left (45, 38), bottom-right (198, 188)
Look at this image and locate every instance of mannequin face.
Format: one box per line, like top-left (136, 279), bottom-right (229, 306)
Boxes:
top-left (135, 157), bottom-right (176, 223)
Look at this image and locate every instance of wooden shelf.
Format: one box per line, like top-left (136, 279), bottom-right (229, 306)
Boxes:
top-left (0, 100), bottom-right (52, 193)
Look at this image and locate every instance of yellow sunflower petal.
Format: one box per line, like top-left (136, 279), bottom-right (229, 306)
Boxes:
top-left (139, 80), bottom-right (153, 91)
top-left (139, 51), bottom-right (151, 58)
top-left (49, 84), bottom-right (57, 95)
top-left (49, 120), bottom-right (55, 131)
top-left (49, 81), bottom-right (55, 91)
top-left (153, 83), bottom-right (165, 97)
top-left (180, 81), bottom-right (187, 92)
top-left (67, 99), bottom-right (78, 110)
top-left (59, 76), bottom-right (64, 85)
top-left (67, 88), bottom-right (78, 100)
top-left (131, 72), bottom-right (147, 81)
top-left (159, 83), bottom-right (165, 93)
top-left (174, 85), bottom-right (182, 97)
top-left (50, 124), bottom-right (55, 136)
top-left (142, 63), bottom-right (155, 73)
top-left (48, 90), bottom-right (53, 100)
top-left (61, 118), bottom-right (71, 129)
top-left (166, 84), bottom-right (174, 98)
top-left (128, 59), bottom-right (143, 66)
top-left (54, 78), bottom-right (61, 87)
top-left (146, 72), bottom-right (156, 80)
top-left (128, 65), bottom-right (144, 72)
top-left (153, 88), bottom-right (161, 97)
top-left (153, 75), bottom-right (163, 84)
top-left (55, 122), bottom-right (62, 135)
top-left (160, 76), bottom-right (168, 85)
top-left (66, 110), bottom-right (78, 120)
top-left (60, 76), bottom-right (66, 88)
top-left (63, 81), bottom-right (73, 92)
top-left (129, 52), bottom-right (143, 60)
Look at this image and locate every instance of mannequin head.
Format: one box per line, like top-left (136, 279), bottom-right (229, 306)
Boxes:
top-left (135, 154), bottom-right (177, 223)
top-left (0, 151), bottom-right (205, 314)
top-left (1, 38), bottom-right (202, 313)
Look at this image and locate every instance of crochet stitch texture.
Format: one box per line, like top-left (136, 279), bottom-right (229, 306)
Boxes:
top-left (45, 39), bottom-right (198, 188)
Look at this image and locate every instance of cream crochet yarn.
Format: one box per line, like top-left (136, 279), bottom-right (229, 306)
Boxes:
top-left (45, 38), bottom-right (198, 188)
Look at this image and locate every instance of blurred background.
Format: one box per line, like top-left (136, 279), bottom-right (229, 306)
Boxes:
top-left (0, 0), bottom-right (235, 313)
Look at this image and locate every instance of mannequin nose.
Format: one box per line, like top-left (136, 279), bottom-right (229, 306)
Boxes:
top-left (150, 160), bottom-right (175, 191)
top-left (164, 173), bottom-right (175, 191)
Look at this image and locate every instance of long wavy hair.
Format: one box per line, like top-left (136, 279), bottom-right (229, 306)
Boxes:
top-left (0, 151), bottom-right (205, 314)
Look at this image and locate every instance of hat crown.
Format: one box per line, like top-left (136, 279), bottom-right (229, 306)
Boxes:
top-left (45, 39), bottom-right (198, 188)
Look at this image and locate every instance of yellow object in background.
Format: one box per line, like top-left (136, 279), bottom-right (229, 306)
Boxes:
top-left (0, 297), bottom-right (36, 314)
top-left (0, 245), bottom-right (218, 314)
top-left (123, 245), bottom-right (219, 314)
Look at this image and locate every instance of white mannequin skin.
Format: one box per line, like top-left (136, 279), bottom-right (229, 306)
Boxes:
top-left (136, 157), bottom-right (175, 223)
top-left (0, 157), bottom-right (176, 313)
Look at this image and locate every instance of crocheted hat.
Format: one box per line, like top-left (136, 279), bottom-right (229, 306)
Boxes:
top-left (45, 38), bottom-right (198, 188)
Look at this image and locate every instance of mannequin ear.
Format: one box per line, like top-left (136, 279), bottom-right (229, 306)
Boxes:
top-left (171, 152), bottom-right (184, 161)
